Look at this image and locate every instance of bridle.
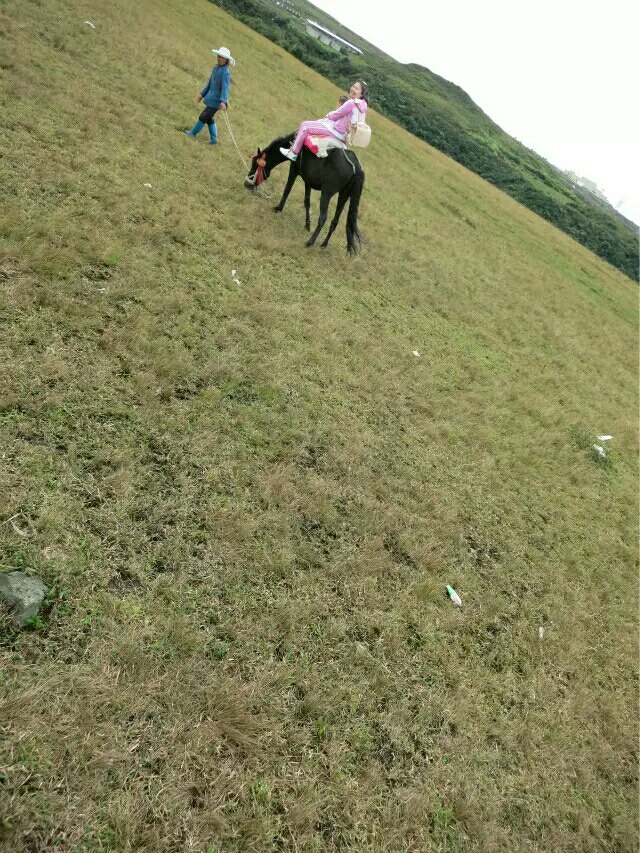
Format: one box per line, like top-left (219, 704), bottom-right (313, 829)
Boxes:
top-left (247, 152), bottom-right (268, 187)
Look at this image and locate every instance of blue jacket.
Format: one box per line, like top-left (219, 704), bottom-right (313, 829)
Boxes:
top-left (201, 65), bottom-right (231, 109)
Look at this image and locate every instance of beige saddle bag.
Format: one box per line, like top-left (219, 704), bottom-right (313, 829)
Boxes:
top-left (347, 121), bottom-right (371, 148)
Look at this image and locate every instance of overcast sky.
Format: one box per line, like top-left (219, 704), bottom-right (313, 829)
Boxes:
top-left (311, 0), bottom-right (640, 226)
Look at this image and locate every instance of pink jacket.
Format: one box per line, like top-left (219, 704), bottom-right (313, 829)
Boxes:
top-left (324, 98), bottom-right (367, 138)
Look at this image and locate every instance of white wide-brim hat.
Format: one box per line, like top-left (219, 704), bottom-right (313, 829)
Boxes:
top-left (212, 46), bottom-right (236, 66)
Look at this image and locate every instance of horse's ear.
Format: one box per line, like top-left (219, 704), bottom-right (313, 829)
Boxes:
top-left (256, 147), bottom-right (262, 156)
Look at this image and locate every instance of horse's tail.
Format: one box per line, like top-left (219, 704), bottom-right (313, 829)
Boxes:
top-left (346, 162), bottom-right (365, 256)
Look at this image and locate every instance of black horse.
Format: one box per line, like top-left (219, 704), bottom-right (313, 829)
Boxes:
top-left (245, 132), bottom-right (365, 255)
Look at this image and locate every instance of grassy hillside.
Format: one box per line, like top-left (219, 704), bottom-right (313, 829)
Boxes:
top-left (213, 0), bottom-right (639, 281)
top-left (0, 0), bottom-right (638, 850)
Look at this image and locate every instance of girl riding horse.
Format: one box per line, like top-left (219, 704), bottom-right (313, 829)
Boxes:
top-left (279, 80), bottom-right (368, 161)
top-left (244, 81), bottom-right (368, 254)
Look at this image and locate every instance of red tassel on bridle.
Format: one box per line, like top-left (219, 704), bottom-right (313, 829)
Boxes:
top-left (248, 153), bottom-right (267, 187)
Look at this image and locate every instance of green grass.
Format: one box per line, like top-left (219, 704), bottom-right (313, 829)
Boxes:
top-left (0, 0), bottom-right (638, 850)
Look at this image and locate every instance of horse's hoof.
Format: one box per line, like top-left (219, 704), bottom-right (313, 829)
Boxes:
top-left (305, 225), bottom-right (311, 232)
top-left (272, 206), bottom-right (282, 213)
top-left (305, 241), bottom-right (314, 248)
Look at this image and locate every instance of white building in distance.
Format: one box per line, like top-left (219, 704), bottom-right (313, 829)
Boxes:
top-left (565, 171), bottom-right (609, 203)
top-left (304, 19), bottom-right (363, 55)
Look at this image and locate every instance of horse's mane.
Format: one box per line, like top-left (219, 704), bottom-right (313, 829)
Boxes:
top-left (265, 132), bottom-right (296, 150)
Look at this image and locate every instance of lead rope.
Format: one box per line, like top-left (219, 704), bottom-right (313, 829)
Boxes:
top-left (221, 111), bottom-right (272, 200)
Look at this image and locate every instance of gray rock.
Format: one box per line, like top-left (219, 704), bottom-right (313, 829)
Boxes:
top-left (0, 572), bottom-right (48, 627)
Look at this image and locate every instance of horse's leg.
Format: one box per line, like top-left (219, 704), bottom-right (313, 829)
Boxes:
top-left (305, 188), bottom-right (332, 248)
top-left (273, 163), bottom-right (298, 213)
top-left (304, 184), bottom-right (312, 231)
top-left (321, 185), bottom-right (350, 248)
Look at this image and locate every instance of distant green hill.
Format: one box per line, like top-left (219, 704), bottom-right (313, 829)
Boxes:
top-left (213, 0), bottom-right (639, 280)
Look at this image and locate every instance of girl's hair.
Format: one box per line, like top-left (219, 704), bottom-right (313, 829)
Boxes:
top-left (356, 80), bottom-right (369, 103)
top-left (338, 94), bottom-right (348, 105)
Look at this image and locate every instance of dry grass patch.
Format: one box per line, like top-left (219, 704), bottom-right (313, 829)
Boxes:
top-left (0, 0), bottom-right (637, 849)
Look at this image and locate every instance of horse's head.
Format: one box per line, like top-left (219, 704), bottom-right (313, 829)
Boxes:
top-left (245, 148), bottom-right (269, 191)
top-left (245, 135), bottom-right (296, 190)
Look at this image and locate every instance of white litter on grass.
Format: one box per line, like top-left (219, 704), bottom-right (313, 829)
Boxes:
top-left (84, 20), bottom-right (96, 28)
top-left (233, 278), bottom-right (241, 287)
top-left (232, 269), bottom-right (237, 276)
top-left (412, 350), bottom-right (420, 358)
top-left (592, 444), bottom-right (606, 458)
top-left (10, 519), bottom-right (30, 538)
top-left (143, 183), bottom-right (152, 188)
top-left (597, 435), bottom-right (613, 441)
top-left (446, 585), bottom-right (462, 607)
top-left (538, 626), bottom-right (544, 640)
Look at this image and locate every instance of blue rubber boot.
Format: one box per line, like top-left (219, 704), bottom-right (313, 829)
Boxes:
top-left (208, 122), bottom-right (218, 144)
top-left (186, 119), bottom-right (205, 138)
